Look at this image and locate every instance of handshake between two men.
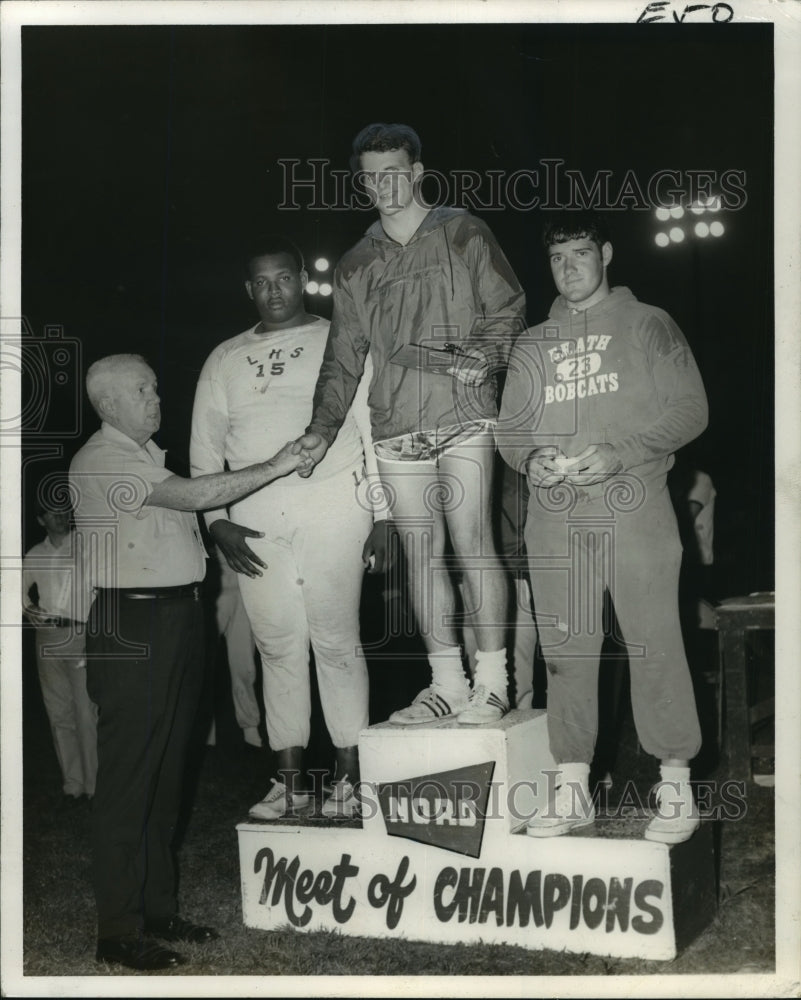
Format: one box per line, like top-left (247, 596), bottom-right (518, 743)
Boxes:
top-left (209, 433), bottom-right (391, 579)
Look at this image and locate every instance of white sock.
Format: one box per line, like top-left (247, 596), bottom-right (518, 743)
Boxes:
top-left (554, 763), bottom-right (592, 816)
top-left (660, 764), bottom-right (692, 786)
top-left (659, 765), bottom-right (694, 809)
top-left (558, 762), bottom-right (591, 788)
top-left (473, 648), bottom-right (508, 696)
top-left (657, 764), bottom-right (696, 820)
top-left (429, 647), bottom-right (469, 698)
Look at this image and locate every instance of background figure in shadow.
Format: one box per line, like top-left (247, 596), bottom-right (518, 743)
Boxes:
top-left (22, 489), bottom-right (97, 806)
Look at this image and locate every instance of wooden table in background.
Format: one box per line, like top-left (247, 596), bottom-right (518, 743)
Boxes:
top-left (711, 594), bottom-right (775, 784)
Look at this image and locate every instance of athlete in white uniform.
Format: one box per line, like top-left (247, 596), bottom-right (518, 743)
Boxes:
top-left (190, 237), bottom-right (389, 819)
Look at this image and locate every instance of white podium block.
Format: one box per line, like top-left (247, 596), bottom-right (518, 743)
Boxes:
top-left (236, 709), bottom-right (717, 960)
top-left (237, 817), bottom-right (716, 961)
top-left (358, 709), bottom-right (557, 854)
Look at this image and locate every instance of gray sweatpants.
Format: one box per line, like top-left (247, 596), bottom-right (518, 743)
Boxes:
top-left (524, 475), bottom-right (702, 765)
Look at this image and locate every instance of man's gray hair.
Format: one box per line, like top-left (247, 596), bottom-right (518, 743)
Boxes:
top-left (85, 354), bottom-right (151, 417)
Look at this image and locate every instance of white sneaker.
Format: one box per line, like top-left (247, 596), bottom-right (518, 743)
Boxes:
top-left (248, 778), bottom-right (310, 820)
top-left (526, 780), bottom-right (596, 838)
top-left (644, 781), bottom-right (700, 844)
top-left (321, 776), bottom-right (360, 818)
top-left (457, 685), bottom-right (509, 725)
top-left (388, 686), bottom-right (468, 725)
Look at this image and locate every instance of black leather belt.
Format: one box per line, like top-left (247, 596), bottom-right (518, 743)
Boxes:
top-left (49, 617), bottom-right (85, 628)
top-left (95, 584), bottom-right (202, 601)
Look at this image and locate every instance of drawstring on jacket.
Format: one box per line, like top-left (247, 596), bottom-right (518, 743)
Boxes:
top-left (444, 226), bottom-right (455, 300)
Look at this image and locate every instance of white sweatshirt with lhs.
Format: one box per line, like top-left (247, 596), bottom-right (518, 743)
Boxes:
top-left (190, 316), bottom-right (385, 528)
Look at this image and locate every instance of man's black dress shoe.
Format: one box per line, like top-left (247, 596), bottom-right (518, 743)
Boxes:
top-left (144, 914), bottom-right (219, 943)
top-left (96, 935), bottom-right (186, 970)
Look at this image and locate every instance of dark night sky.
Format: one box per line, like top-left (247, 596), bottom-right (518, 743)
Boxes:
top-left (20, 22), bottom-right (774, 592)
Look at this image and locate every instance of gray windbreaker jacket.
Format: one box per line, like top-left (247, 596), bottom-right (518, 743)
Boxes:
top-left (307, 206), bottom-right (526, 445)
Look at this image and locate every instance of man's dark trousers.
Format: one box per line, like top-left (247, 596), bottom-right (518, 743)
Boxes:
top-left (86, 588), bottom-right (204, 939)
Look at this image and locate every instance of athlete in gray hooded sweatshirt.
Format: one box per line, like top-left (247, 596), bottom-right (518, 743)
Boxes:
top-left (498, 211), bottom-right (707, 845)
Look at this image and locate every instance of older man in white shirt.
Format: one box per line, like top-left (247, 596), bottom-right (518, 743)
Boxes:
top-left (70, 352), bottom-right (302, 971)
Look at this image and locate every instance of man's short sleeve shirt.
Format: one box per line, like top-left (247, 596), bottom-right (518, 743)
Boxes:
top-left (70, 422), bottom-right (206, 588)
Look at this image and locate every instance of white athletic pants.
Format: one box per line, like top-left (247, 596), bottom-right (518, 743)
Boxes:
top-left (35, 625), bottom-right (98, 796)
top-left (233, 467), bottom-right (372, 752)
top-left (215, 560), bottom-right (260, 732)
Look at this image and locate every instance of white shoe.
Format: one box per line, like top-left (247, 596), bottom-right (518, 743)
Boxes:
top-left (644, 781), bottom-right (700, 844)
top-left (248, 778), bottom-right (310, 820)
top-left (321, 776), bottom-right (360, 818)
top-left (456, 685), bottom-right (508, 725)
top-left (388, 686), bottom-right (468, 725)
top-left (526, 780), bottom-right (596, 838)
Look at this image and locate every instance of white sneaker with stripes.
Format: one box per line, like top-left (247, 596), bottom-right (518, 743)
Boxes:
top-left (456, 685), bottom-right (508, 725)
top-left (388, 686), bottom-right (469, 726)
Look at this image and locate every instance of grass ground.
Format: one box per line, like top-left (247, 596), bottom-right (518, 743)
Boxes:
top-left (12, 592), bottom-right (779, 994)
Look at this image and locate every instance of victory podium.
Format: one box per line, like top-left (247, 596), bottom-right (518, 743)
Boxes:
top-left (237, 710), bottom-right (717, 960)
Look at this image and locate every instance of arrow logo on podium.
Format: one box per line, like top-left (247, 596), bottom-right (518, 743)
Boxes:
top-left (377, 761), bottom-right (496, 858)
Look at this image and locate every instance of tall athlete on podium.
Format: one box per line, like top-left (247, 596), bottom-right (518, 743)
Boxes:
top-left (294, 123), bottom-right (527, 726)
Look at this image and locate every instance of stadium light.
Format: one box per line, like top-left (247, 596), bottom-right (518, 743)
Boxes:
top-left (306, 280), bottom-right (320, 294)
top-left (314, 257), bottom-right (330, 272)
top-left (652, 193), bottom-right (726, 248)
top-left (319, 282), bottom-right (333, 296)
